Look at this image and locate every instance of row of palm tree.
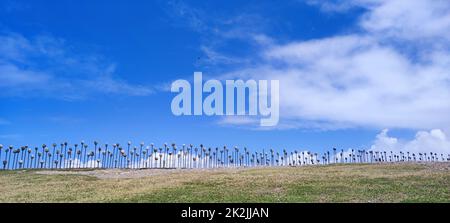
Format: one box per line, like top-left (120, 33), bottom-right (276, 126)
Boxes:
top-left (0, 143), bottom-right (448, 170)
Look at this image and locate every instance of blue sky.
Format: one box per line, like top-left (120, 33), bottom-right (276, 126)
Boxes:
top-left (1, 0), bottom-right (450, 155)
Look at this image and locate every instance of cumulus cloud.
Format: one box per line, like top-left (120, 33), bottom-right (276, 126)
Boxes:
top-left (0, 32), bottom-right (153, 99)
top-left (219, 0), bottom-right (450, 130)
top-left (371, 129), bottom-right (450, 155)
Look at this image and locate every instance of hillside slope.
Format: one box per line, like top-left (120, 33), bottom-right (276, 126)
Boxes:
top-left (0, 163), bottom-right (449, 202)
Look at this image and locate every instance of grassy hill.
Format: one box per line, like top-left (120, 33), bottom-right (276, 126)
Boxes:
top-left (0, 163), bottom-right (449, 202)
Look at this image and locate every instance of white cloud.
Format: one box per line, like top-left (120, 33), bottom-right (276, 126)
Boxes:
top-left (218, 0), bottom-right (450, 130)
top-left (306, 0), bottom-right (371, 12)
top-left (371, 129), bottom-right (450, 155)
top-left (0, 134), bottom-right (21, 140)
top-left (166, 1), bottom-right (270, 70)
top-left (370, 129), bottom-right (398, 151)
top-left (199, 46), bottom-right (243, 65)
top-left (359, 0), bottom-right (450, 41)
top-left (0, 32), bottom-right (153, 99)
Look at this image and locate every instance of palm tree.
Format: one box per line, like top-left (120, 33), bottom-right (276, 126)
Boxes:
top-left (220, 148), bottom-right (224, 168)
top-left (92, 141), bottom-right (98, 167)
top-left (199, 144), bottom-right (205, 168)
top-left (181, 144), bottom-right (187, 168)
top-left (350, 149), bottom-right (354, 163)
top-left (325, 151), bottom-right (329, 165)
top-left (33, 147), bottom-right (38, 168)
top-left (194, 146), bottom-right (198, 168)
top-left (101, 150), bottom-right (106, 168)
top-left (96, 146), bottom-right (102, 168)
top-left (163, 143), bottom-right (168, 168)
top-left (63, 142), bottom-right (68, 168)
top-left (142, 149), bottom-right (147, 168)
top-left (28, 147), bottom-right (37, 168)
top-left (37, 152), bottom-right (42, 169)
top-left (52, 143), bottom-right (57, 163)
top-left (174, 144), bottom-right (179, 168)
top-left (58, 143), bottom-right (64, 168)
top-left (101, 143), bottom-right (108, 168)
top-left (224, 146), bottom-right (228, 167)
top-left (111, 144), bottom-right (117, 168)
top-left (139, 142), bottom-right (144, 169)
top-left (127, 141), bottom-right (132, 165)
top-left (268, 149), bottom-right (273, 166)
top-left (313, 153), bottom-right (318, 165)
top-left (151, 144), bottom-right (156, 168)
top-left (80, 141), bottom-right (85, 165)
top-left (43, 145), bottom-right (49, 168)
top-left (10, 149), bottom-right (17, 169)
top-left (149, 143), bottom-right (154, 168)
top-left (206, 148), bottom-right (212, 168)
top-left (30, 155), bottom-right (35, 169)
top-left (67, 148), bottom-right (73, 168)
top-left (47, 152), bottom-right (52, 169)
top-left (0, 144), bottom-right (3, 167)
top-left (107, 152), bottom-right (113, 168)
top-left (232, 146), bottom-right (237, 167)
top-left (332, 148), bottom-right (337, 163)
top-left (55, 150), bottom-right (60, 168)
top-left (76, 149), bottom-right (82, 168)
top-left (20, 146), bottom-right (26, 167)
top-left (159, 147), bottom-right (163, 168)
top-left (82, 144), bottom-right (88, 168)
top-left (124, 141), bottom-right (131, 165)
top-left (117, 149), bottom-right (123, 168)
top-left (212, 148), bottom-right (218, 168)
top-left (90, 151), bottom-right (95, 168)
top-left (7, 145), bottom-right (13, 169)
top-left (144, 145), bottom-right (150, 169)
top-left (132, 146), bottom-right (137, 168)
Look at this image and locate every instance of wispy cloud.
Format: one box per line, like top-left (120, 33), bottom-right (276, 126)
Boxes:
top-left (0, 32), bottom-right (153, 99)
top-left (165, 0), bottom-right (209, 32)
top-left (2, 0), bottom-right (31, 13)
top-left (199, 46), bottom-right (244, 65)
top-left (165, 1), bottom-right (271, 68)
top-left (0, 118), bottom-right (10, 125)
top-left (0, 134), bottom-right (22, 140)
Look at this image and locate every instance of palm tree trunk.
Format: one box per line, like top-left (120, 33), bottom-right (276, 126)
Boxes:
top-left (12, 153), bottom-right (17, 169)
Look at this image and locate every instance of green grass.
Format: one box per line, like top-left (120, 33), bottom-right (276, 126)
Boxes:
top-left (0, 163), bottom-right (449, 202)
